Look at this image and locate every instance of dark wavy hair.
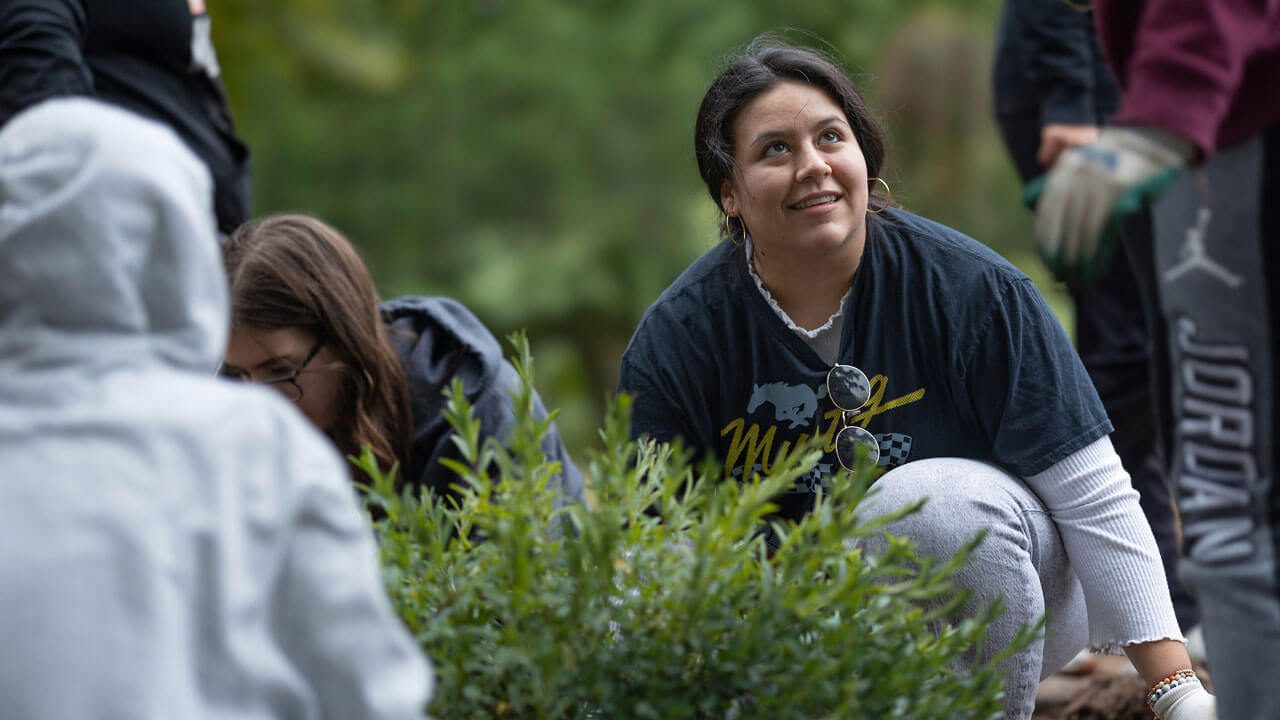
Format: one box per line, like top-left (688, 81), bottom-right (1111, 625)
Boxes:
top-left (694, 35), bottom-right (891, 242)
top-left (222, 213), bottom-right (412, 480)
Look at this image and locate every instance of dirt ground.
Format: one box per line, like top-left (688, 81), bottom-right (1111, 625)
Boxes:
top-left (1031, 655), bottom-right (1212, 720)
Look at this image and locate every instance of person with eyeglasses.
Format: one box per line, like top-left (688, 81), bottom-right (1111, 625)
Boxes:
top-left (0, 99), bottom-right (430, 719)
top-left (219, 330), bottom-right (348, 436)
top-left (219, 334), bottom-right (329, 403)
top-left (218, 213), bottom-right (585, 508)
top-left (617, 35), bottom-right (1211, 719)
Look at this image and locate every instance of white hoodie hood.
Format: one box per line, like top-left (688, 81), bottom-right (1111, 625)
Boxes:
top-left (0, 100), bottom-right (431, 719)
top-left (0, 97), bottom-right (226, 376)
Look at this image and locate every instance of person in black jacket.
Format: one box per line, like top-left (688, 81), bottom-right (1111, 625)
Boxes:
top-left (217, 213), bottom-right (584, 506)
top-left (992, 0), bottom-right (1199, 634)
top-left (0, 0), bottom-right (250, 234)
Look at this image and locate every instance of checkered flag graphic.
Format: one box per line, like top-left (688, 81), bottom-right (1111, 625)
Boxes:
top-left (875, 433), bottom-right (912, 467)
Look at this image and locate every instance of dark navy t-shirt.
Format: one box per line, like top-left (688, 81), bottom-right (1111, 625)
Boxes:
top-left (618, 209), bottom-right (1111, 521)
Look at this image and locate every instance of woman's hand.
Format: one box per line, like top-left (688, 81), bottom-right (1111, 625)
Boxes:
top-left (1124, 640), bottom-right (1213, 719)
top-left (1150, 681), bottom-right (1216, 720)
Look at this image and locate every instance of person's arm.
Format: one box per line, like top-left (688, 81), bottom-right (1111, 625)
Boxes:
top-left (960, 276), bottom-right (1213, 717)
top-left (962, 287), bottom-right (1183, 653)
top-left (618, 340), bottom-right (716, 519)
top-left (1015, 0), bottom-right (1104, 166)
top-left (1029, 0), bottom-right (1280, 279)
top-left (274, 445), bottom-right (433, 719)
top-left (0, 0), bottom-right (91, 126)
top-left (1025, 440), bottom-right (1215, 718)
top-left (1105, 0), bottom-right (1279, 155)
top-left (1023, 440), bottom-right (1185, 659)
top-left (1021, 0), bottom-right (1096, 124)
top-left (959, 278), bottom-right (1183, 656)
top-left (618, 353), bottom-right (704, 451)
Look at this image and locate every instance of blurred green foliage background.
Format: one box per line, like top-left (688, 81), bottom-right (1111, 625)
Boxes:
top-left (211, 0), bottom-right (1070, 456)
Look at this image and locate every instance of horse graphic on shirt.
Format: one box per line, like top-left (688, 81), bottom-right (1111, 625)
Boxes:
top-left (746, 382), bottom-right (823, 429)
top-left (726, 374), bottom-right (926, 481)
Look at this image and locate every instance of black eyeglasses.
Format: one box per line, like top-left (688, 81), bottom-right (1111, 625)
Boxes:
top-left (218, 337), bottom-right (325, 403)
top-left (828, 364), bottom-right (880, 470)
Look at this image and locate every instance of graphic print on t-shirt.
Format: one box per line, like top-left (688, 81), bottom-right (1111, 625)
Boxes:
top-left (621, 210), bottom-right (1113, 527)
top-left (723, 371), bottom-right (926, 490)
top-left (746, 381), bottom-right (823, 429)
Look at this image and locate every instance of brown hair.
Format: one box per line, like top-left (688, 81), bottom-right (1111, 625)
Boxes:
top-left (222, 213), bottom-right (412, 479)
top-left (694, 34), bottom-right (891, 242)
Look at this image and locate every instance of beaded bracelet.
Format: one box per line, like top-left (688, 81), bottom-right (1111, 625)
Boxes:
top-left (1145, 669), bottom-right (1200, 718)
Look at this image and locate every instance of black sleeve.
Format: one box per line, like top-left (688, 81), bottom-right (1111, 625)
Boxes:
top-left (1015, 0), bottom-right (1098, 125)
top-left (0, 0), bottom-right (90, 126)
top-left (617, 331), bottom-right (713, 521)
top-left (618, 342), bottom-right (707, 452)
top-left (961, 278), bottom-right (1113, 476)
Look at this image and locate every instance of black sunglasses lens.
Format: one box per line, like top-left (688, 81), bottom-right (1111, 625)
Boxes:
top-left (828, 364), bottom-right (870, 411)
top-left (836, 425), bottom-right (880, 470)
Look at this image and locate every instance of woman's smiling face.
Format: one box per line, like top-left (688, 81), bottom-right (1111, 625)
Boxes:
top-left (720, 81), bottom-right (869, 262)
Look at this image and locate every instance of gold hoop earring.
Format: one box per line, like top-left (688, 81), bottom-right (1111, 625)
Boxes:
top-left (727, 215), bottom-right (747, 247)
top-left (867, 177), bottom-right (891, 215)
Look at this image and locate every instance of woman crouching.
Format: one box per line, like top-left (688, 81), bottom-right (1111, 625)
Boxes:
top-left (618, 36), bottom-right (1211, 720)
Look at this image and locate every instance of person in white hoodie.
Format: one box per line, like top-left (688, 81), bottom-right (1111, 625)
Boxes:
top-left (0, 98), bottom-right (432, 719)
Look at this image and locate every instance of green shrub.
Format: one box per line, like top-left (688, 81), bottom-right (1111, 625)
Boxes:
top-left (357, 336), bottom-right (1031, 719)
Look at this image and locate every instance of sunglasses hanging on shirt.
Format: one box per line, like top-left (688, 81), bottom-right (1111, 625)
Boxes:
top-left (827, 363), bottom-right (881, 470)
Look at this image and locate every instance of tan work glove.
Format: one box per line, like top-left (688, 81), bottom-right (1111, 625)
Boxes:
top-left (1028, 125), bottom-right (1195, 281)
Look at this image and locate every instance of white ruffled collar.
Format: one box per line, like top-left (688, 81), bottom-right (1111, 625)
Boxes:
top-left (744, 237), bottom-right (851, 340)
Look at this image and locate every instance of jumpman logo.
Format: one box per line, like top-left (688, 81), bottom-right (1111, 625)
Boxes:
top-left (1163, 207), bottom-right (1243, 288)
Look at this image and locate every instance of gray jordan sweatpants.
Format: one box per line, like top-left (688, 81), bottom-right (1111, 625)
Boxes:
top-left (1152, 125), bottom-right (1280, 720)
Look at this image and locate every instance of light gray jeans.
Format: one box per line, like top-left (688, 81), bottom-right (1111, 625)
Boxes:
top-left (850, 457), bottom-right (1089, 720)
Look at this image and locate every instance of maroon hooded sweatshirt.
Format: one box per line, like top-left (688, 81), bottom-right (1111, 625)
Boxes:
top-left (1095, 0), bottom-right (1280, 154)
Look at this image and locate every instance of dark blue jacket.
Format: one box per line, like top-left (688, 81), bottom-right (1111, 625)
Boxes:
top-left (380, 296), bottom-right (584, 506)
top-left (992, 0), bottom-right (1119, 127)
